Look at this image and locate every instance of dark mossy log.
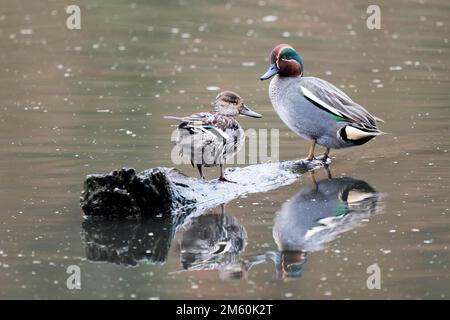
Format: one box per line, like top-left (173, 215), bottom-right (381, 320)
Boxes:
top-left (80, 158), bottom-right (331, 219)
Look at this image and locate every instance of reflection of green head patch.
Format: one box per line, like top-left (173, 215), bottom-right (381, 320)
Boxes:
top-left (335, 205), bottom-right (348, 217)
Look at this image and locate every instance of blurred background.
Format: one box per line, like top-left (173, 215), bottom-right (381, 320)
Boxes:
top-left (0, 0), bottom-right (449, 299)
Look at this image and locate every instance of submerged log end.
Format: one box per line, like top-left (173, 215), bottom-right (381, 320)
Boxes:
top-left (80, 167), bottom-right (195, 218)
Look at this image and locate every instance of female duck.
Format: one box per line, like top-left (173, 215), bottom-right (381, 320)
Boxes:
top-left (260, 44), bottom-right (384, 161)
top-left (165, 91), bottom-right (262, 182)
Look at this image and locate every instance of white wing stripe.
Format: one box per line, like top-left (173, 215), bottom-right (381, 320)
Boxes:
top-left (300, 85), bottom-right (345, 117)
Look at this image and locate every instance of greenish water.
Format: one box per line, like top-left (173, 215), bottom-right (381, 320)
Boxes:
top-left (0, 0), bottom-right (449, 299)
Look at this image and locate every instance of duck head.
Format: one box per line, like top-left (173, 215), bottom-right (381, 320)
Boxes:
top-left (213, 91), bottom-right (262, 118)
top-left (260, 44), bottom-right (304, 80)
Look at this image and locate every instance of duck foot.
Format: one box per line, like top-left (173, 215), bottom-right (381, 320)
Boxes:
top-left (218, 176), bottom-right (237, 183)
top-left (294, 157), bottom-right (331, 173)
top-left (315, 154), bottom-right (330, 163)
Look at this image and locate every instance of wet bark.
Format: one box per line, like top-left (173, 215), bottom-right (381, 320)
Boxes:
top-left (80, 158), bottom-right (330, 218)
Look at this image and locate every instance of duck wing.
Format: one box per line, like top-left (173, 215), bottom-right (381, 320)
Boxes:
top-left (299, 77), bottom-right (383, 133)
top-left (165, 112), bottom-right (231, 140)
top-left (165, 112), bottom-right (241, 165)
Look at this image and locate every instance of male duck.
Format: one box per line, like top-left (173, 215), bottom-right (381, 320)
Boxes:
top-left (260, 44), bottom-right (384, 161)
top-left (165, 91), bottom-right (262, 182)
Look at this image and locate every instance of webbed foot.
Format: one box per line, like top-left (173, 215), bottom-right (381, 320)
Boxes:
top-left (218, 176), bottom-right (237, 183)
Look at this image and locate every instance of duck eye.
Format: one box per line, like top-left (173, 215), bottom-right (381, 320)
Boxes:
top-left (281, 52), bottom-right (291, 60)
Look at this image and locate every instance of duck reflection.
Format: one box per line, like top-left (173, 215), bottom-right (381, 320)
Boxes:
top-left (179, 205), bottom-right (248, 280)
top-left (268, 170), bottom-right (383, 278)
top-left (81, 170), bottom-right (382, 280)
top-left (81, 205), bottom-right (248, 271)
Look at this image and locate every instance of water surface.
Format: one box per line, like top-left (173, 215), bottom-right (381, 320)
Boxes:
top-left (0, 0), bottom-right (449, 299)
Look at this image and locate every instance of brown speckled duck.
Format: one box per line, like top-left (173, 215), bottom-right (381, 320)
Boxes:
top-left (165, 91), bottom-right (262, 182)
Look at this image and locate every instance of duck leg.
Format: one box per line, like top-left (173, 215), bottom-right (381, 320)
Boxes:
top-left (218, 164), bottom-right (236, 183)
top-left (316, 148), bottom-right (330, 162)
top-left (196, 164), bottom-right (205, 180)
top-left (310, 171), bottom-right (318, 191)
top-left (306, 140), bottom-right (316, 161)
top-left (325, 165), bottom-right (332, 179)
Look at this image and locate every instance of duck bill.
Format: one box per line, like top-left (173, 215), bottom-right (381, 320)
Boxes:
top-left (240, 105), bottom-right (262, 118)
top-left (260, 63), bottom-right (279, 80)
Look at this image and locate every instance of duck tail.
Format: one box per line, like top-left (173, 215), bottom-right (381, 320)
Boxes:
top-left (340, 125), bottom-right (384, 145)
top-left (163, 115), bottom-right (184, 121)
top-left (374, 116), bottom-right (385, 123)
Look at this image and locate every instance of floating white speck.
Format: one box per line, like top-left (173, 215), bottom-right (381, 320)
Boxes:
top-left (389, 66), bottom-right (402, 71)
top-left (284, 292), bottom-right (293, 298)
top-left (206, 86), bottom-right (220, 91)
top-left (411, 228), bottom-right (420, 232)
top-left (181, 33), bottom-right (190, 39)
top-left (241, 61), bottom-right (256, 67)
top-left (96, 109), bottom-right (110, 113)
top-left (20, 29), bottom-right (33, 35)
top-left (126, 130), bottom-right (132, 135)
top-left (423, 239), bottom-right (433, 244)
top-left (282, 31), bottom-right (291, 38)
top-left (262, 15), bottom-right (278, 22)
top-left (118, 45), bottom-right (126, 51)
